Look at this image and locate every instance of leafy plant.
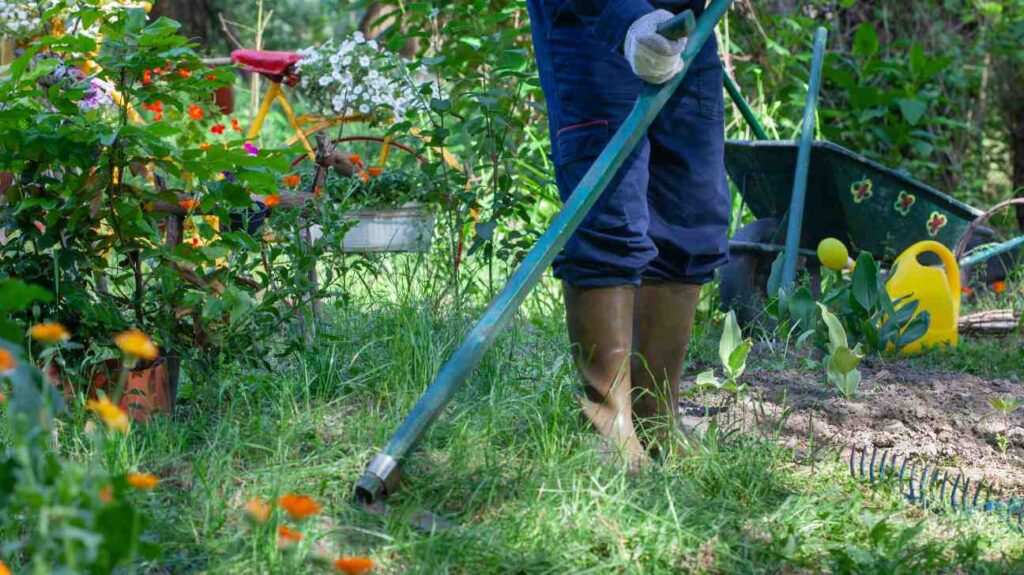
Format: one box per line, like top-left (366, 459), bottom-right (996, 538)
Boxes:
top-left (818, 302), bottom-right (864, 399)
top-left (988, 395), bottom-right (1023, 453)
top-left (695, 311), bottom-right (752, 399)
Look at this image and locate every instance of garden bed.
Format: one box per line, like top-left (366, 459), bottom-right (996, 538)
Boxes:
top-left (682, 360), bottom-right (1024, 493)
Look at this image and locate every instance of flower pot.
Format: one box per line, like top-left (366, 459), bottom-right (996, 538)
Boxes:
top-left (48, 352), bottom-right (181, 422)
top-left (309, 203), bottom-right (435, 253)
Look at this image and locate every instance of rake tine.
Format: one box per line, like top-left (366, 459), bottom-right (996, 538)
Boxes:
top-left (849, 445), bottom-right (857, 478)
top-left (929, 467), bottom-right (942, 494)
top-left (859, 447), bottom-right (867, 479)
top-left (972, 480), bottom-right (984, 509)
top-left (890, 452), bottom-right (899, 480)
top-left (950, 474), bottom-right (962, 510)
top-left (939, 471), bottom-right (949, 506)
top-left (961, 477), bottom-right (970, 509)
top-left (907, 460), bottom-right (919, 501)
top-left (918, 465), bottom-right (930, 507)
top-left (898, 457), bottom-right (909, 492)
top-left (869, 446), bottom-right (878, 483)
top-left (878, 449), bottom-right (889, 480)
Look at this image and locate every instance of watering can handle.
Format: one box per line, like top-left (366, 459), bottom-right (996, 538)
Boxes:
top-left (904, 240), bottom-right (962, 316)
top-left (656, 9), bottom-right (697, 41)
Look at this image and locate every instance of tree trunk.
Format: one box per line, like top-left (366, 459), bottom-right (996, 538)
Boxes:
top-left (150, 0), bottom-right (213, 47)
top-left (1013, 103), bottom-right (1024, 230)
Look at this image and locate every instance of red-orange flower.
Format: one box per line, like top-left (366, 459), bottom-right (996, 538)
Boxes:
top-left (0, 558), bottom-right (11, 575)
top-left (348, 154), bottom-right (362, 167)
top-left (277, 525), bottom-right (303, 546)
top-left (314, 186), bottom-right (323, 197)
top-left (278, 493), bottom-right (321, 520)
top-left (961, 285), bottom-right (973, 296)
top-left (231, 118), bottom-right (242, 132)
top-left (264, 194), bottom-right (281, 208)
top-left (188, 104), bottom-right (204, 120)
top-left (358, 171), bottom-right (370, 183)
top-left (993, 281), bottom-right (1007, 294)
top-left (333, 557), bottom-right (374, 574)
top-left (126, 473), bottom-right (159, 490)
top-left (1, 348), bottom-right (18, 375)
top-left (367, 167), bottom-right (382, 177)
top-left (178, 68), bottom-right (191, 79)
top-left (99, 483), bottom-right (113, 504)
top-left (143, 100), bottom-right (163, 121)
top-left (244, 497), bottom-right (271, 523)
top-left (142, 69), bottom-right (152, 85)
top-left (178, 199), bottom-right (200, 211)
top-left (199, 143), bottom-right (210, 151)
top-left (210, 123), bottom-right (226, 134)
top-left (282, 174), bottom-right (301, 187)
top-left (206, 74), bottom-right (217, 81)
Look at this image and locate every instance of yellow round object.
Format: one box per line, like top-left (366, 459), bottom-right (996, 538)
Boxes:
top-left (817, 237), bottom-right (849, 271)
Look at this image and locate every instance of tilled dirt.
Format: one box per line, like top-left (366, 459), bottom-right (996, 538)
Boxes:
top-left (680, 361), bottom-right (1024, 494)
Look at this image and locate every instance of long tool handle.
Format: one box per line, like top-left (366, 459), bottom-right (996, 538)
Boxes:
top-left (780, 27), bottom-right (828, 290)
top-left (355, 0), bottom-right (735, 504)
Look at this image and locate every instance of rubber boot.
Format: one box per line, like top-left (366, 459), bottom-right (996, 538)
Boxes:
top-left (563, 284), bottom-right (646, 469)
top-left (632, 283), bottom-right (701, 458)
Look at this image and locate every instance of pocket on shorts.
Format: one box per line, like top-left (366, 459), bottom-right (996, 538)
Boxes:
top-left (697, 65), bottom-right (725, 121)
top-left (555, 120), bottom-right (611, 166)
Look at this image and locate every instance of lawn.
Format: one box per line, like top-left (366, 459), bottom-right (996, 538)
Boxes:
top-left (85, 282), bottom-right (1024, 573)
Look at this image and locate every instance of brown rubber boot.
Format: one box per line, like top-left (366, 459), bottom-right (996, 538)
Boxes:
top-left (563, 283), bottom-right (646, 469)
top-left (632, 283), bottom-right (701, 458)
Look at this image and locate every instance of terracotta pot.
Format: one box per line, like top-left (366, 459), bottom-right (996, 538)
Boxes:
top-left (48, 353), bottom-right (181, 422)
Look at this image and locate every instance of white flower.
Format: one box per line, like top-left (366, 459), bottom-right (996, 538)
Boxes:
top-left (359, 55), bottom-right (370, 67)
top-left (353, 31), bottom-right (365, 43)
top-left (341, 55), bottom-right (352, 66)
top-left (318, 75), bottom-right (331, 86)
top-left (358, 103), bottom-right (370, 114)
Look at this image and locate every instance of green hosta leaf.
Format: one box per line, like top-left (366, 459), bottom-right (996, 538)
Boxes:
top-left (851, 251), bottom-right (879, 312)
top-left (695, 370), bottom-right (721, 390)
top-left (829, 344), bottom-right (862, 375)
top-left (817, 303), bottom-right (849, 354)
top-left (719, 310), bottom-right (742, 369)
top-left (0, 279), bottom-right (53, 312)
top-left (787, 286), bottom-right (817, 331)
top-left (727, 339), bottom-right (751, 380)
top-left (897, 310), bottom-right (930, 350)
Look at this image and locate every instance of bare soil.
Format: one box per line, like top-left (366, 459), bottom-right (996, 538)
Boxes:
top-left (681, 360), bottom-right (1024, 494)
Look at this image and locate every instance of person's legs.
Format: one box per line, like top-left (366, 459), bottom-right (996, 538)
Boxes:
top-left (528, 0), bottom-right (654, 465)
top-left (633, 39), bottom-right (730, 455)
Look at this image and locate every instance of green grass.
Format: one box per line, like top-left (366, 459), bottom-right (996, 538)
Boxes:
top-left (69, 294), bottom-right (1024, 573)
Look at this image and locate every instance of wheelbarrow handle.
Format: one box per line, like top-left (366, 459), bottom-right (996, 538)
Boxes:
top-left (656, 9), bottom-right (697, 41)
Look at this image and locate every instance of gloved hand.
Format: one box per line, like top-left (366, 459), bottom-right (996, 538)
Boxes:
top-left (624, 9), bottom-right (687, 85)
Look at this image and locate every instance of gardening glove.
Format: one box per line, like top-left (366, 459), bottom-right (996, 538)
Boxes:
top-left (624, 9), bottom-right (687, 85)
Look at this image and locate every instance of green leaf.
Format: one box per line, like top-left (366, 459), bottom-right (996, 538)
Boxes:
top-left (896, 98), bottom-right (928, 126)
top-left (719, 310), bottom-right (742, 369)
top-left (829, 345), bottom-right (862, 375)
top-left (853, 22), bottom-right (879, 59)
top-left (851, 251), bottom-right (879, 312)
top-left (0, 279), bottom-right (53, 312)
top-left (897, 310), bottom-right (930, 349)
top-left (787, 286), bottom-right (817, 331)
top-left (727, 339), bottom-right (751, 379)
top-left (695, 370), bottom-right (721, 390)
top-left (817, 303), bottom-right (849, 354)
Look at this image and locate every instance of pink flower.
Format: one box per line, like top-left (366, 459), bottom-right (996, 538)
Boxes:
top-left (244, 142), bottom-right (259, 156)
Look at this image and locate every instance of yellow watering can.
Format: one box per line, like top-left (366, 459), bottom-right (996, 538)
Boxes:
top-left (885, 240), bottom-right (960, 353)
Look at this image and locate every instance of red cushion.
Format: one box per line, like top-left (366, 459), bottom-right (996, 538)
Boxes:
top-left (230, 50), bottom-right (302, 77)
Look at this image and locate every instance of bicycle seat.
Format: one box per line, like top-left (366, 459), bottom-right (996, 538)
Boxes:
top-left (231, 49), bottom-right (302, 85)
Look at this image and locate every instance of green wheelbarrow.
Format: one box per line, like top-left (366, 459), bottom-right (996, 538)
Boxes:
top-left (719, 33), bottom-right (1023, 326)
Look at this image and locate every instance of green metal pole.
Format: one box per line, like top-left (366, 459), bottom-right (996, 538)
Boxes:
top-left (780, 27), bottom-right (828, 290)
top-left (723, 72), bottom-right (769, 140)
top-left (959, 235), bottom-right (1024, 268)
top-left (355, 1), bottom-right (734, 504)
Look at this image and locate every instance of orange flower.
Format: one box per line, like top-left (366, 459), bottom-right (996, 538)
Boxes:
top-left (0, 349), bottom-right (15, 376)
top-left (278, 525), bottom-right (303, 546)
top-left (367, 167), bottom-right (382, 177)
top-left (29, 322), bottom-right (70, 344)
top-left (199, 143), bottom-right (210, 151)
top-left (244, 497), bottom-right (271, 523)
top-left (278, 493), bottom-right (321, 520)
top-left (210, 123), bottom-right (226, 135)
top-left (99, 483), bottom-right (114, 503)
top-left (231, 118), bottom-right (242, 132)
top-left (178, 199), bottom-right (200, 211)
top-left (188, 104), bottom-right (204, 120)
top-left (178, 68), bottom-right (191, 79)
top-left (333, 557), bottom-right (374, 574)
top-left (206, 74), bottom-right (217, 81)
top-left (86, 396), bottom-right (129, 433)
top-left (282, 174), bottom-right (301, 187)
top-left (358, 171), bottom-right (370, 183)
top-left (0, 391), bottom-right (6, 403)
top-left (142, 69), bottom-right (152, 85)
top-left (113, 328), bottom-right (159, 361)
top-left (126, 472), bottom-right (159, 490)
top-left (348, 154), bottom-right (362, 167)
top-left (0, 559), bottom-right (10, 575)
top-left (993, 280), bottom-right (1007, 295)
top-left (143, 100), bottom-right (163, 113)
top-left (961, 285), bottom-right (973, 296)
top-left (314, 186), bottom-right (323, 198)
top-left (264, 194), bottom-right (281, 208)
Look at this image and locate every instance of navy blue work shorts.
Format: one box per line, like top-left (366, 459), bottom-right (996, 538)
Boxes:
top-left (527, 0), bottom-right (730, 287)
